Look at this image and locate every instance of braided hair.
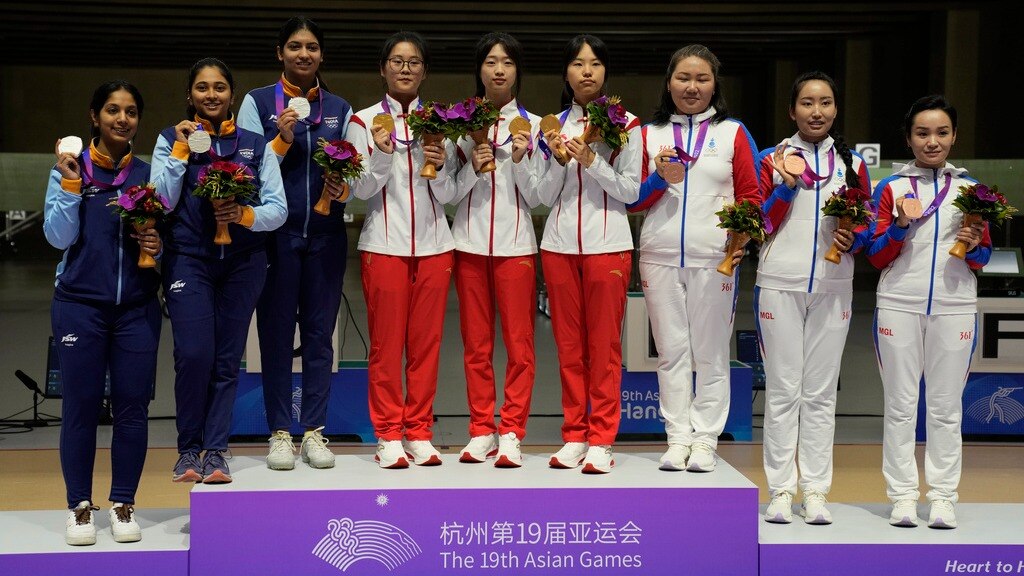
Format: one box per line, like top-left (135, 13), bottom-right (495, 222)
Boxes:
top-left (790, 71), bottom-right (860, 191)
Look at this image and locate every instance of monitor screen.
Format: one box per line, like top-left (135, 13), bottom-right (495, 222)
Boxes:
top-left (978, 247), bottom-right (1023, 277)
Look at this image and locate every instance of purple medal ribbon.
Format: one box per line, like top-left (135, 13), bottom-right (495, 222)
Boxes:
top-left (907, 173), bottom-right (953, 220)
top-left (380, 97), bottom-right (420, 146)
top-left (81, 148), bottom-right (131, 190)
top-left (274, 81), bottom-right (323, 126)
top-left (671, 118), bottom-right (710, 164)
top-left (793, 148), bottom-right (835, 187)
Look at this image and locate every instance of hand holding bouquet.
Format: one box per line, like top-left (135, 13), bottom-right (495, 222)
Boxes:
top-left (108, 183), bottom-right (168, 268)
top-left (715, 200), bottom-right (766, 276)
top-left (821, 185), bottom-right (874, 264)
top-left (312, 138), bottom-right (363, 215)
top-left (948, 183), bottom-right (1016, 259)
top-left (191, 161), bottom-right (257, 245)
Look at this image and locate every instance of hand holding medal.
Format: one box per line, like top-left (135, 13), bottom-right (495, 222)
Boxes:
top-left (371, 114), bottom-right (396, 154)
top-left (539, 115), bottom-right (568, 165)
top-left (508, 116), bottom-right (532, 164)
top-left (54, 136), bottom-right (83, 179)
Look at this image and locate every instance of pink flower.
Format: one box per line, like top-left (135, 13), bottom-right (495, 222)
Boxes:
top-left (117, 194), bottom-right (138, 211)
top-left (324, 141), bottom-right (353, 161)
top-left (975, 184), bottom-right (998, 202)
top-left (607, 103), bottom-right (627, 127)
top-left (434, 99), bottom-right (476, 121)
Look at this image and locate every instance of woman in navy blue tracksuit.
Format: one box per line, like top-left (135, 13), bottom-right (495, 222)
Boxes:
top-left (238, 17), bottom-right (352, 471)
top-left (152, 58), bottom-right (287, 485)
top-left (45, 81), bottom-right (160, 545)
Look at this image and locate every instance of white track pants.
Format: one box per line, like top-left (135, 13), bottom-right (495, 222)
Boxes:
top-left (641, 262), bottom-right (736, 448)
top-left (756, 287), bottom-right (852, 496)
top-left (874, 308), bottom-right (975, 503)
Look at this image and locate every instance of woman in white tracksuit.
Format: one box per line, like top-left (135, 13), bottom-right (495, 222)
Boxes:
top-left (758, 71), bottom-right (872, 525)
top-left (627, 44), bottom-right (760, 474)
top-left (867, 95), bottom-right (990, 529)
top-left (537, 34), bottom-right (641, 474)
top-left (346, 31), bottom-right (457, 470)
top-left (453, 32), bottom-right (542, 468)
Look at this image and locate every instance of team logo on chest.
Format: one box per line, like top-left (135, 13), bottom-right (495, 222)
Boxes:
top-left (239, 148), bottom-right (255, 160)
top-left (837, 167), bottom-right (844, 181)
top-left (704, 137), bottom-right (719, 157)
top-left (269, 114), bottom-right (278, 123)
top-left (325, 116), bottom-right (339, 129)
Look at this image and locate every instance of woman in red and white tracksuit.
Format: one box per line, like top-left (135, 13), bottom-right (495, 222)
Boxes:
top-left (347, 32), bottom-right (457, 469)
top-left (453, 32), bottom-right (542, 468)
top-left (868, 95), bottom-right (990, 529)
top-left (538, 34), bottom-right (641, 474)
top-left (627, 44), bottom-right (760, 474)
top-left (757, 71), bottom-right (872, 525)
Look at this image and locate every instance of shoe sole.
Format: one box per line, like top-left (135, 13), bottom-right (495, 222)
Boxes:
top-left (804, 515), bottom-right (832, 525)
top-left (549, 456), bottom-right (586, 469)
top-left (765, 513), bottom-right (792, 524)
top-left (172, 470), bottom-right (203, 483)
top-left (301, 455), bottom-right (336, 469)
top-left (686, 463), bottom-right (716, 473)
top-left (112, 532), bottom-right (142, 543)
top-left (890, 517), bottom-right (918, 527)
top-left (494, 455), bottom-right (522, 468)
top-left (65, 533), bottom-right (96, 546)
top-left (929, 520), bottom-right (957, 529)
top-left (411, 454), bottom-right (443, 466)
top-left (375, 455), bottom-right (410, 469)
top-left (581, 461), bottom-right (613, 474)
top-left (659, 462), bottom-right (686, 471)
top-left (267, 460), bottom-right (295, 470)
top-left (459, 448), bottom-right (498, 463)
top-left (202, 470), bottom-right (233, 484)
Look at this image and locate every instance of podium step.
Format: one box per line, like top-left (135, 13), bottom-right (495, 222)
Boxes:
top-left (759, 503), bottom-right (1024, 576)
top-left (0, 508), bottom-right (189, 574)
top-left (189, 453), bottom-right (759, 575)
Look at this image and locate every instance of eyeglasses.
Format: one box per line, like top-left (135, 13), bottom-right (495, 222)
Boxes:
top-left (386, 57), bottom-right (424, 72)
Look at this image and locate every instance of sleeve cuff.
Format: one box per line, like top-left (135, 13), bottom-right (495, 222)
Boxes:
top-left (239, 205), bottom-right (256, 228)
top-left (171, 141), bottom-right (191, 161)
top-left (270, 134), bottom-right (292, 157)
top-left (644, 170), bottom-right (668, 190)
top-left (773, 182), bottom-right (798, 202)
top-left (60, 178), bottom-right (82, 194)
top-left (887, 222), bottom-right (909, 241)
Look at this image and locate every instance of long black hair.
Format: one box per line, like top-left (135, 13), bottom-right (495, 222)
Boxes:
top-left (790, 71), bottom-right (860, 190)
top-left (560, 34), bottom-right (609, 111)
top-left (903, 94), bottom-right (958, 137)
top-left (278, 16), bottom-right (329, 92)
top-left (653, 44), bottom-right (729, 126)
top-left (89, 80), bottom-right (144, 140)
top-left (474, 32), bottom-right (524, 99)
top-left (185, 57), bottom-right (234, 118)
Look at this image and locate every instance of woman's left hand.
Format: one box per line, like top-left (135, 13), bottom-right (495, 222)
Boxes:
top-left (956, 219), bottom-right (985, 251)
top-left (214, 201), bottom-right (244, 224)
top-left (323, 172), bottom-right (346, 200)
top-left (564, 137), bottom-right (596, 168)
top-left (833, 228), bottom-right (855, 252)
top-left (422, 143), bottom-right (447, 167)
top-left (132, 227), bottom-right (162, 256)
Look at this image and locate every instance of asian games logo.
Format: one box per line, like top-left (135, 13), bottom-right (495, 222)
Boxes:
top-left (705, 137), bottom-right (718, 156)
top-left (239, 148), bottom-right (255, 160)
top-left (966, 387), bottom-right (1024, 425)
top-left (325, 116), bottom-right (340, 129)
top-left (312, 497), bottom-right (422, 572)
top-left (837, 166), bottom-right (844, 180)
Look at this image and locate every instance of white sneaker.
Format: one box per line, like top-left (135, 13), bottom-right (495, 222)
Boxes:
top-left (375, 439), bottom-right (409, 469)
top-left (581, 445), bottom-right (614, 474)
top-left (765, 492), bottom-right (794, 524)
top-left (301, 427), bottom-right (336, 469)
top-left (403, 439), bottom-right (443, 466)
top-left (928, 499), bottom-right (958, 529)
top-left (890, 499), bottom-right (919, 527)
top-left (459, 434), bottom-right (498, 463)
top-left (658, 444), bottom-right (691, 471)
top-left (266, 430), bottom-right (295, 470)
top-left (494, 432), bottom-right (523, 468)
top-left (549, 442), bottom-right (589, 469)
top-left (65, 501), bottom-right (98, 546)
top-left (802, 491), bottom-right (833, 525)
top-left (109, 503), bottom-right (142, 543)
top-left (686, 442), bottom-right (717, 472)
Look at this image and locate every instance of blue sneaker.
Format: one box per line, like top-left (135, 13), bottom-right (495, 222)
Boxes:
top-left (201, 450), bottom-right (232, 484)
top-left (172, 452), bottom-right (202, 483)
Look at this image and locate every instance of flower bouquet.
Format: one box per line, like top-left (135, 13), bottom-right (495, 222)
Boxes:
top-left (579, 95), bottom-right (630, 149)
top-left (406, 102), bottom-right (450, 179)
top-left (949, 183), bottom-right (1016, 259)
top-left (821, 185), bottom-right (874, 264)
top-left (445, 97), bottom-right (500, 173)
top-left (715, 200), bottom-right (766, 276)
top-left (311, 138), bottom-right (363, 215)
top-left (192, 161), bottom-right (257, 245)
top-left (108, 183), bottom-right (169, 268)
